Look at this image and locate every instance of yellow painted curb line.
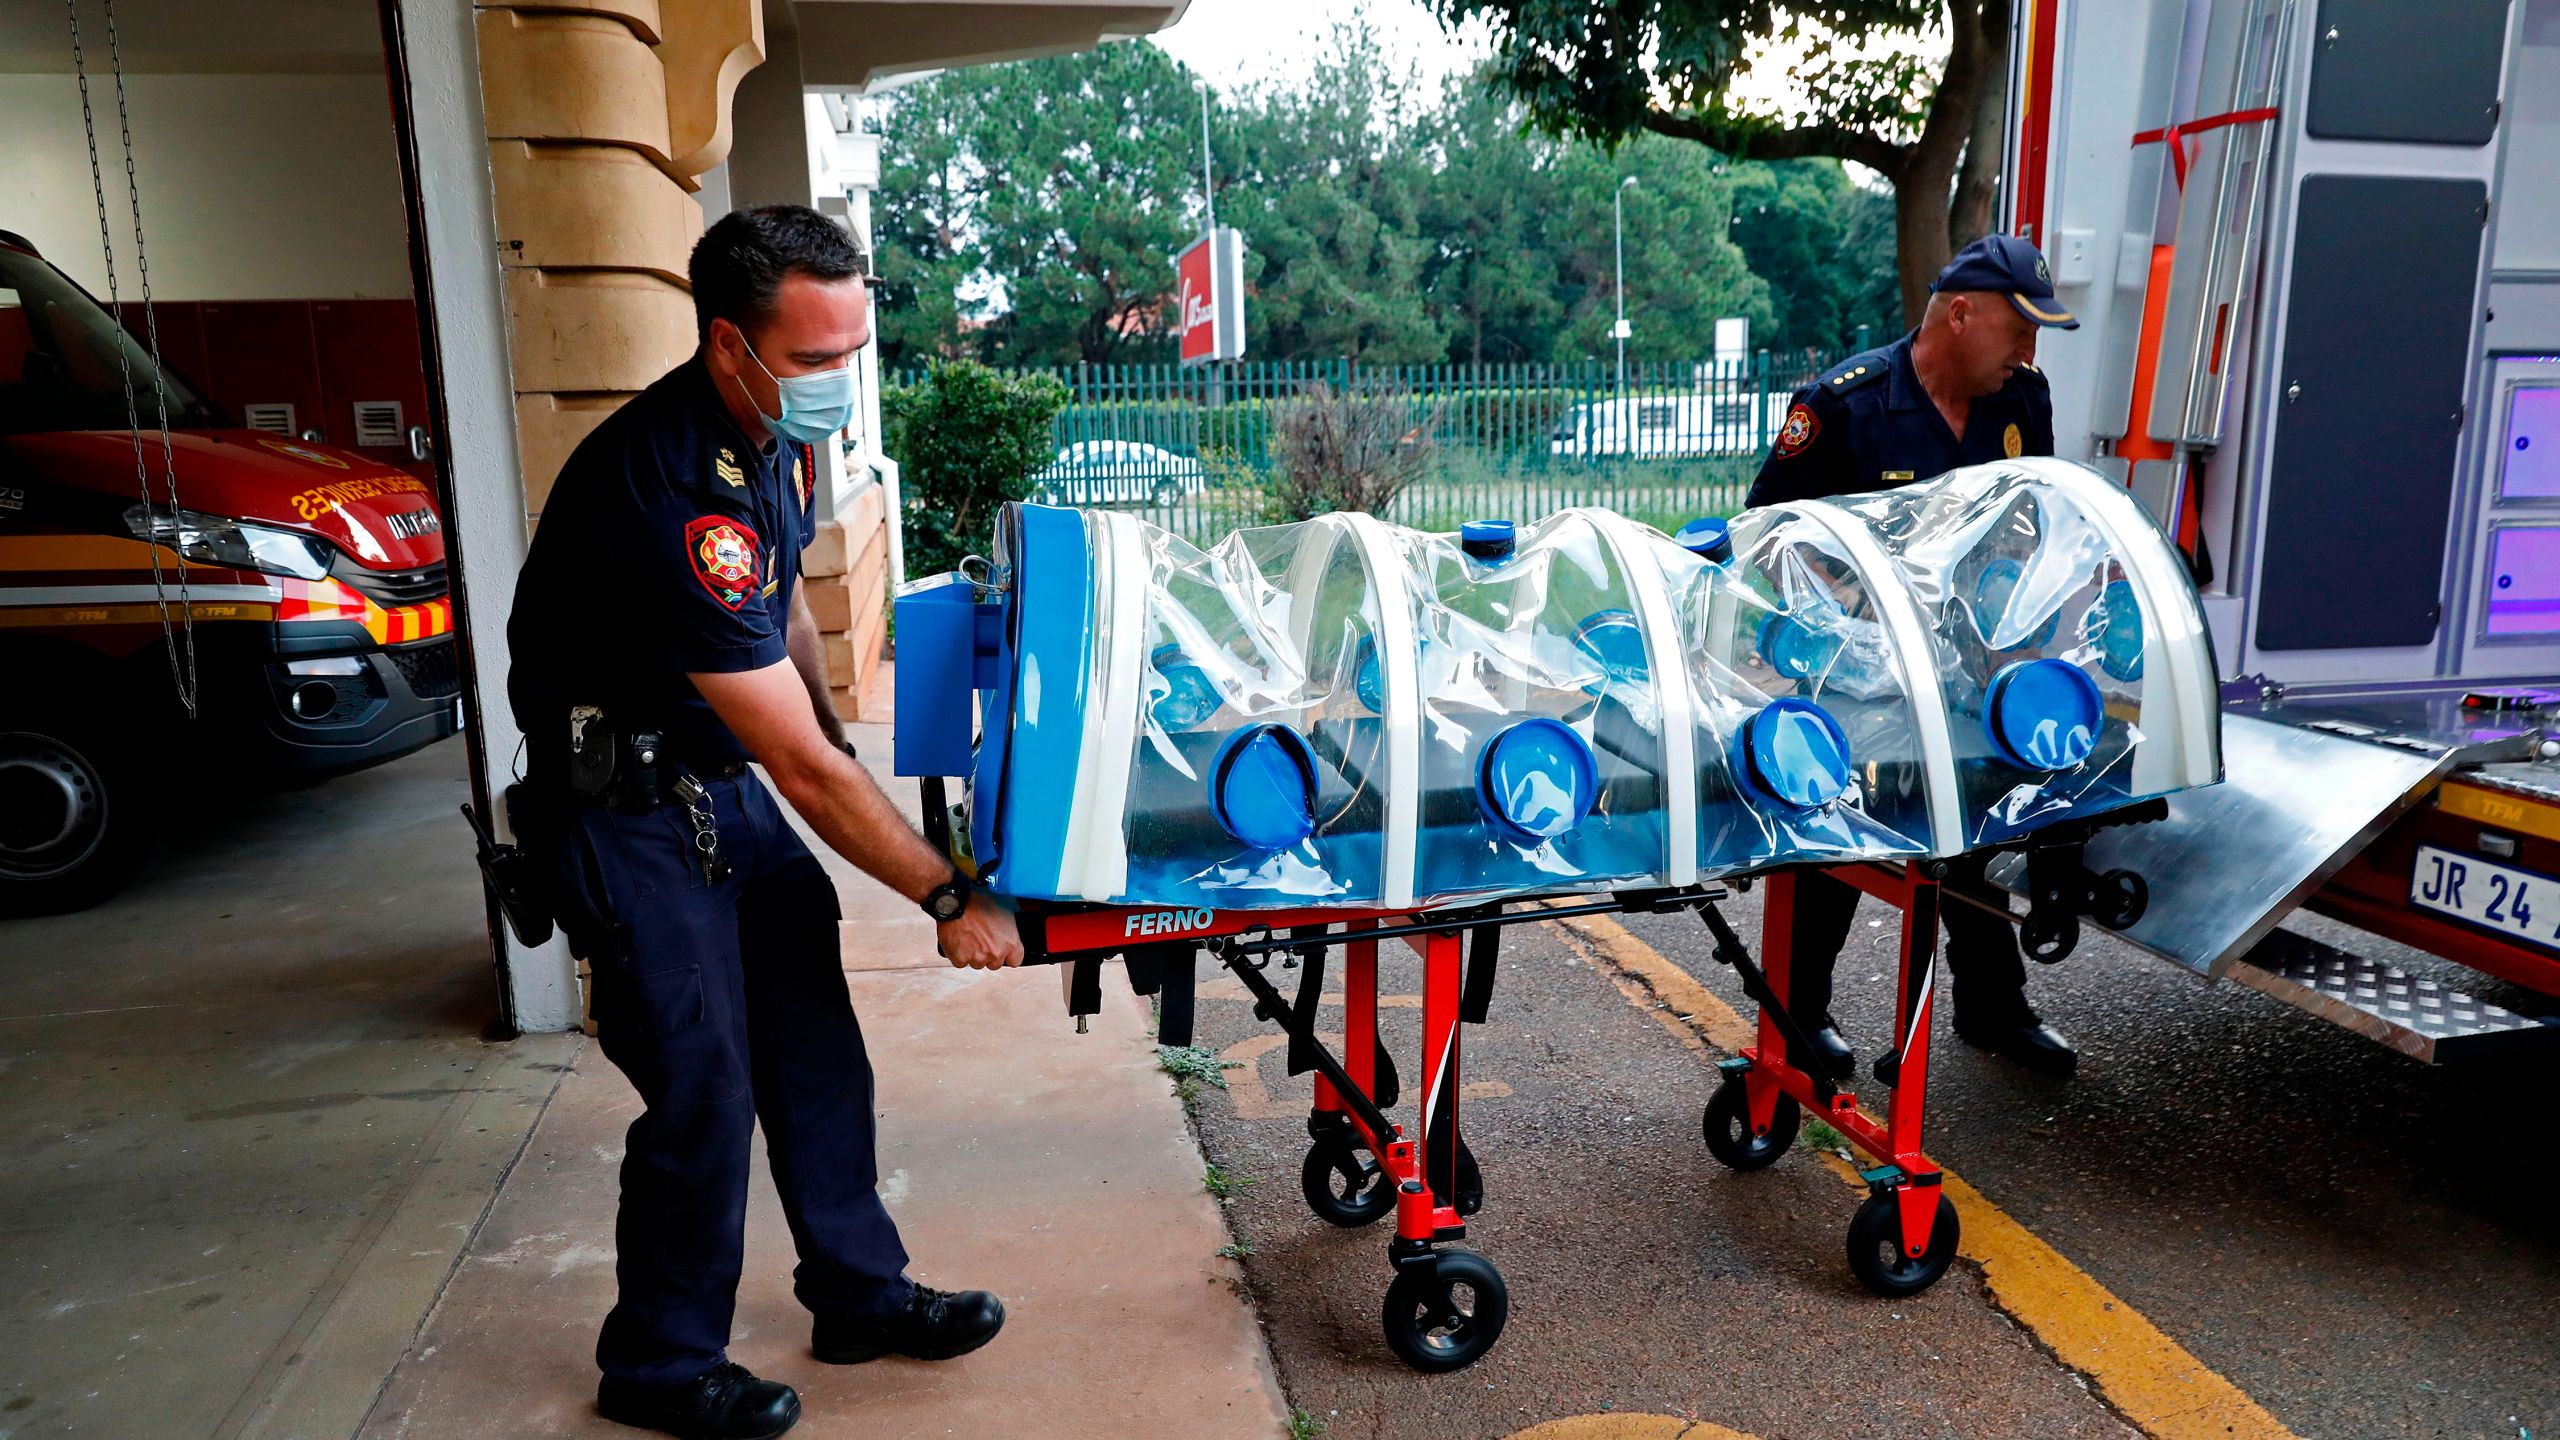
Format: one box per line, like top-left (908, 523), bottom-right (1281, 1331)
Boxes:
top-left (1548, 911), bottom-right (2300, 1440)
top-left (1503, 1417), bottom-right (1762, 1440)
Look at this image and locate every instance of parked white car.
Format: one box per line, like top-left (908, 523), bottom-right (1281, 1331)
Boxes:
top-left (1548, 393), bottom-right (1793, 459)
top-left (1031, 440), bottom-right (1210, 507)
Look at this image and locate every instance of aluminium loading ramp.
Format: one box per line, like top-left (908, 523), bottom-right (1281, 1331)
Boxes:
top-left (1994, 704), bottom-right (2560, 1064)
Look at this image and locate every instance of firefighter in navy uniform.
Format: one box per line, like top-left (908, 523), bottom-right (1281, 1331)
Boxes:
top-left (508, 206), bottom-right (1019, 1440)
top-left (1747, 233), bottom-right (2083, 1080)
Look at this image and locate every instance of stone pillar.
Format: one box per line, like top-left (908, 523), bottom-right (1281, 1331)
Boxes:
top-left (472, 0), bottom-right (762, 526)
top-left (467, 0), bottom-right (760, 1031)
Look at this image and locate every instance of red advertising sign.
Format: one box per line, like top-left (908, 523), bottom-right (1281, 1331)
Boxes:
top-left (1173, 226), bottom-right (1245, 366)
top-left (1175, 235), bottom-right (1217, 365)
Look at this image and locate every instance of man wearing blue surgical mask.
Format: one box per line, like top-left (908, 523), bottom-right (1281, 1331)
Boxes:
top-left (508, 205), bottom-right (1019, 1440)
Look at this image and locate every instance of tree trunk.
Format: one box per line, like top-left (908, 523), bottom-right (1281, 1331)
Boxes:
top-left (1948, 45), bottom-right (2010, 251)
top-left (1893, 177), bottom-right (1954, 328)
top-left (1892, 0), bottom-right (2006, 326)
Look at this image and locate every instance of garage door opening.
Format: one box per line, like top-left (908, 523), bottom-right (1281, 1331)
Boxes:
top-left (0, 5), bottom-right (555, 1437)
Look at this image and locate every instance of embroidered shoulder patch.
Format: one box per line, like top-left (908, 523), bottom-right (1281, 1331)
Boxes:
top-left (684, 515), bottom-right (761, 611)
top-left (1774, 403), bottom-right (1820, 459)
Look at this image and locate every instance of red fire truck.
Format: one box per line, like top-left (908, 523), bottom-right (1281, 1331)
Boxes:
top-left (0, 229), bottom-right (459, 913)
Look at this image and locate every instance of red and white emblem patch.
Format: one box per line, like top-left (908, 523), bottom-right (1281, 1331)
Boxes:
top-left (685, 515), bottom-right (761, 610)
top-left (1774, 403), bottom-right (1820, 459)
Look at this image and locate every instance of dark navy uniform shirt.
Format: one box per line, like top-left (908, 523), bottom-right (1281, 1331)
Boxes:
top-left (509, 358), bottom-right (818, 768)
top-left (1745, 331), bottom-right (2054, 508)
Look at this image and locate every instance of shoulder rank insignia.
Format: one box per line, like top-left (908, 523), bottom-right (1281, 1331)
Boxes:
top-left (714, 448), bottom-right (746, 488)
top-left (685, 515), bottom-right (761, 610)
top-left (1822, 356), bottom-right (1887, 393)
top-left (1774, 402), bottom-right (1820, 459)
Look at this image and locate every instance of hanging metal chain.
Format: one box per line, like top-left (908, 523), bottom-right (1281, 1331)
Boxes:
top-left (68, 0), bottom-right (199, 716)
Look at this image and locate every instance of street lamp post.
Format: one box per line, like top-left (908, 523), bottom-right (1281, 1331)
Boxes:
top-left (1613, 175), bottom-right (1638, 400)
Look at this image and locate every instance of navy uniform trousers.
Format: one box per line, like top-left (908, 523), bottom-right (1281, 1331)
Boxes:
top-left (1784, 854), bottom-right (2030, 1030)
top-left (547, 770), bottom-right (911, 1386)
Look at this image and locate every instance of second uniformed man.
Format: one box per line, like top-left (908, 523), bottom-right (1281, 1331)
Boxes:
top-left (509, 205), bottom-right (1021, 1440)
top-left (1746, 232), bottom-right (2084, 1080)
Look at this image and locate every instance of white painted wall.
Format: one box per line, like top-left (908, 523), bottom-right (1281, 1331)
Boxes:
top-left (0, 71), bottom-right (410, 300)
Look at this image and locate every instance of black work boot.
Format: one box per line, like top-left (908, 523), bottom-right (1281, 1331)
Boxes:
top-left (1953, 1011), bottom-right (2078, 1076)
top-left (812, 1283), bottom-right (1006, 1364)
top-left (1799, 1015), bottom-right (1856, 1081)
top-left (596, 1362), bottom-right (799, 1440)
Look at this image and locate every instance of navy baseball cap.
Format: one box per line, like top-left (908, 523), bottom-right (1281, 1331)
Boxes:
top-left (1933, 233), bottom-right (2079, 329)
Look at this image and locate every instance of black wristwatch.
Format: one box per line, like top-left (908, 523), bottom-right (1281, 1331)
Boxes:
top-left (920, 871), bottom-right (972, 923)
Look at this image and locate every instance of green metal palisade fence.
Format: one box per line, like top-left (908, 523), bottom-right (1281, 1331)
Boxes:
top-left (889, 348), bottom-right (1856, 546)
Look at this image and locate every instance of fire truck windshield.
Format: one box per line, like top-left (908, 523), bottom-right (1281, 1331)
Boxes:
top-left (0, 245), bottom-right (224, 437)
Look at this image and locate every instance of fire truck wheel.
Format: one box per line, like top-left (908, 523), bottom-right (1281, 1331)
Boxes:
top-left (0, 716), bottom-right (157, 916)
top-left (1702, 1076), bottom-right (1799, 1172)
top-left (1380, 1250), bottom-right (1507, 1373)
top-left (1300, 1136), bottom-right (1395, 1227)
top-left (1845, 1190), bottom-right (1960, 1298)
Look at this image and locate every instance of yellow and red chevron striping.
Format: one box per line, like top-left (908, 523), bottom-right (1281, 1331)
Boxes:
top-left (275, 577), bottom-right (452, 647)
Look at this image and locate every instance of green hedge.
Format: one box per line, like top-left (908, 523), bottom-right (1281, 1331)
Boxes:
top-left (883, 360), bottom-right (1068, 579)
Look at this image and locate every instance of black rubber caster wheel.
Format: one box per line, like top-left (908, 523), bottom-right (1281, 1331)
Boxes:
top-left (1701, 1076), bottom-right (1799, 1172)
top-left (1380, 1250), bottom-right (1508, 1372)
top-left (1845, 1190), bottom-right (1960, 1297)
top-left (1301, 1138), bottom-right (1395, 1227)
top-left (2090, 867), bottom-right (2148, 930)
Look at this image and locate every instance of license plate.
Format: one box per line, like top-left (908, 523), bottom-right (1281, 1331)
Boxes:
top-left (2409, 845), bottom-right (2560, 951)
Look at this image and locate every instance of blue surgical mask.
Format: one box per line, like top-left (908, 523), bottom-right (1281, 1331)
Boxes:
top-left (741, 338), bottom-right (857, 446)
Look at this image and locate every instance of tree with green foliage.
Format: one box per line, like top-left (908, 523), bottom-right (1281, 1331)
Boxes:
top-left (870, 80), bottom-right (984, 367)
top-left (1535, 132), bottom-right (1773, 362)
top-left (1220, 20), bottom-right (1451, 363)
top-left (1433, 0), bottom-right (2012, 325)
top-left (1417, 80), bottom-right (1569, 363)
top-left (970, 42), bottom-right (1205, 365)
top-left (1725, 160), bottom-right (1901, 351)
top-left (883, 361), bottom-right (1068, 577)
top-left (872, 43), bottom-right (1204, 367)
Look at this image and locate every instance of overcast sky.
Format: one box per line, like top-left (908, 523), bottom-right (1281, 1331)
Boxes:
top-left (1147, 0), bottom-right (1494, 96)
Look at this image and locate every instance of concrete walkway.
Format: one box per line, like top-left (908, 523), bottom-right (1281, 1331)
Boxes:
top-left (358, 718), bottom-right (1290, 1439)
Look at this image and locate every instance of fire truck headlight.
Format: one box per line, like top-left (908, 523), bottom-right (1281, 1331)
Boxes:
top-left (126, 506), bottom-right (334, 581)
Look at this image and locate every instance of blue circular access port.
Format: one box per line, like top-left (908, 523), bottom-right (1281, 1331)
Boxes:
top-left (1969, 556), bottom-right (2061, 651)
top-left (1461, 519), bottom-right (1517, 561)
top-left (1984, 658), bottom-right (2103, 770)
top-left (1352, 635), bottom-right (1387, 713)
top-left (1149, 643), bottom-right (1225, 733)
top-left (1757, 610), bottom-right (1843, 683)
top-left (1736, 698), bottom-right (1853, 811)
top-left (1675, 517), bottom-right (1733, 564)
top-left (1476, 717), bottom-right (1598, 843)
top-left (2087, 578), bottom-right (2144, 682)
top-left (1208, 724), bottom-right (1319, 851)
top-left (1571, 609), bottom-right (1650, 690)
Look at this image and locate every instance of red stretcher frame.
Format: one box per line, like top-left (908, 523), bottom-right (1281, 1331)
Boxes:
top-left (1745, 864), bottom-right (1951, 1265)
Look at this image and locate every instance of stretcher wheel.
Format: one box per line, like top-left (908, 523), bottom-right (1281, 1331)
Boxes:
top-left (1701, 1077), bottom-right (1799, 1172)
top-left (2019, 906), bottom-right (2078, 964)
top-left (1845, 1191), bottom-right (1960, 1298)
top-left (2090, 868), bottom-right (2147, 931)
top-left (1380, 1250), bottom-right (1508, 1372)
top-left (1300, 1138), bottom-right (1395, 1227)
